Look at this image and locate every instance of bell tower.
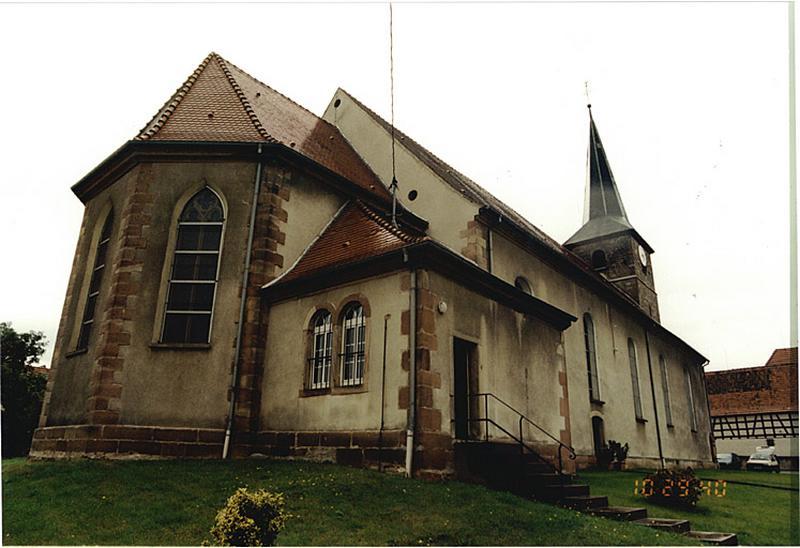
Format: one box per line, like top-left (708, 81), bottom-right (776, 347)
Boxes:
top-left (564, 106), bottom-right (660, 321)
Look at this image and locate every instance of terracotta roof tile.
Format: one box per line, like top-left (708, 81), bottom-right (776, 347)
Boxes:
top-left (137, 53), bottom-right (269, 142)
top-left (706, 348), bottom-right (798, 416)
top-left (766, 347), bottom-right (798, 367)
top-left (278, 201), bottom-right (423, 284)
top-left (137, 53), bottom-right (389, 201)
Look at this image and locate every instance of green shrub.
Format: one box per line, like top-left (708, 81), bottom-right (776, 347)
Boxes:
top-left (643, 467), bottom-right (702, 508)
top-left (209, 488), bottom-right (288, 546)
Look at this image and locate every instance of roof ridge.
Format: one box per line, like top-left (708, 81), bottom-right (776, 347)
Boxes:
top-left (214, 54), bottom-right (277, 143)
top-left (136, 53), bottom-right (215, 140)
top-left (222, 55), bottom-right (344, 135)
top-left (356, 200), bottom-right (423, 244)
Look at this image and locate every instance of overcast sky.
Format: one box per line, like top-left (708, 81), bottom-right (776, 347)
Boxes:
top-left (0, 1), bottom-right (793, 371)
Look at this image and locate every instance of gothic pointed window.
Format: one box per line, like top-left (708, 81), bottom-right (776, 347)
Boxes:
top-left (161, 188), bottom-right (224, 344)
top-left (340, 303), bottom-right (366, 386)
top-left (685, 367), bottom-right (698, 432)
top-left (76, 212), bottom-right (114, 351)
top-left (628, 338), bottom-right (643, 420)
top-left (659, 355), bottom-right (674, 427)
top-left (308, 311), bottom-right (333, 389)
top-left (583, 313), bottom-right (600, 402)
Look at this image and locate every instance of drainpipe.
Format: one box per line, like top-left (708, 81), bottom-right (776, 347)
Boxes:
top-left (404, 259), bottom-right (418, 477)
top-left (222, 144), bottom-right (264, 459)
top-left (486, 228), bottom-right (493, 274)
top-left (644, 329), bottom-right (665, 469)
top-left (378, 314), bottom-right (390, 471)
top-left (698, 358), bottom-right (714, 464)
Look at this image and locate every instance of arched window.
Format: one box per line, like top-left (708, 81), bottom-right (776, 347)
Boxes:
top-left (161, 188), bottom-right (224, 344)
top-left (514, 276), bottom-right (532, 295)
top-left (308, 310), bottom-right (333, 389)
top-left (583, 313), bottom-right (600, 401)
top-left (76, 211), bottom-right (114, 351)
top-left (627, 338), bottom-right (643, 420)
top-left (591, 416), bottom-right (605, 457)
top-left (340, 303), bottom-right (366, 386)
top-left (685, 367), bottom-right (698, 432)
top-left (659, 355), bottom-right (673, 427)
top-left (591, 250), bottom-right (607, 270)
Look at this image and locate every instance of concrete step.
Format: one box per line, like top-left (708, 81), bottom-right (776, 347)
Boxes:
top-left (590, 506), bottom-right (648, 521)
top-left (525, 473), bottom-right (564, 486)
top-left (525, 461), bottom-right (555, 474)
top-left (558, 495), bottom-right (609, 510)
top-left (685, 531), bottom-right (739, 546)
top-left (534, 483), bottom-right (590, 499)
top-left (633, 517), bottom-right (691, 534)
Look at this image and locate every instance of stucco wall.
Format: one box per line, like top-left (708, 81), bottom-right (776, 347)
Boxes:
top-left (46, 168), bottom-right (139, 426)
top-left (490, 230), bottom-right (713, 465)
top-left (260, 273), bottom-right (409, 432)
top-left (426, 271), bottom-right (567, 447)
top-left (322, 93), bottom-right (478, 254)
top-left (117, 162), bottom-right (256, 428)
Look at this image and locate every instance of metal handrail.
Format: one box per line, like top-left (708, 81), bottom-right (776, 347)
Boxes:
top-left (463, 392), bottom-right (576, 478)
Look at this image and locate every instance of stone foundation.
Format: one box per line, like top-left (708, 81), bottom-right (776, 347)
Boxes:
top-left (30, 425), bottom-right (224, 459)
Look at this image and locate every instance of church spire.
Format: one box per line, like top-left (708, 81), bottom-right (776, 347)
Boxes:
top-left (585, 106), bottom-right (629, 222)
top-left (565, 106), bottom-right (640, 248)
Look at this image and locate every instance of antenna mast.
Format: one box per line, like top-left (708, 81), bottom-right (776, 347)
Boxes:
top-left (389, 2), bottom-right (399, 227)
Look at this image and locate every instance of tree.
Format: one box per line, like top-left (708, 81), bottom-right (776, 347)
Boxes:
top-left (1, 323), bottom-right (48, 457)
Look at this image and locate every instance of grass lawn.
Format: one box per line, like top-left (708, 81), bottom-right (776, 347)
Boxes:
top-left (578, 469), bottom-right (799, 546)
top-left (1, 458), bottom-right (698, 546)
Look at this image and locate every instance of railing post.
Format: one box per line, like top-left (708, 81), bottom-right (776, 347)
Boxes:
top-left (484, 394), bottom-right (489, 441)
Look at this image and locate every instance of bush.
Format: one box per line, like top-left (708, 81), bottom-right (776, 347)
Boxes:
top-left (209, 488), bottom-right (288, 546)
top-left (642, 467), bottom-right (702, 508)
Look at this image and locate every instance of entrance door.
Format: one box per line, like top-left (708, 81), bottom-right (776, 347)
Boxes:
top-left (453, 338), bottom-right (477, 440)
top-left (592, 416), bottom-right (605, 457)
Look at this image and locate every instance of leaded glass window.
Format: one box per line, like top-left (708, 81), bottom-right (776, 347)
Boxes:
top-left (583, 313), bottom-right (600, 401)
top-left (628, 338), bottom-right (643, 419)
top-left (76, 212), bottom-right (114, 351)
top-left (308, 311), bottom-right (333, 389)
top-left (161, 188), bottom-right (224, 344)
top-left (340, 303), bottom-right (365, 386)
top-left (659, 355), bottom-right (673, 426)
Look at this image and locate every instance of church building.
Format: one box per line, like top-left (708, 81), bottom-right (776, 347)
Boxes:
top-left (31, 53), bottom-right (714, 478)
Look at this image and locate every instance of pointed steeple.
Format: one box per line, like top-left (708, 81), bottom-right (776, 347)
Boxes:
top-left (565, 106), bottom-right (648, 250)
top-left (585, 107), bottom-right (629, 222)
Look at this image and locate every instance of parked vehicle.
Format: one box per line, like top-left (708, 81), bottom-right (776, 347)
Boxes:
top-left (717, 452), bottom-right (743, 470)
top-left (746, 449), bottom-right (780, 472)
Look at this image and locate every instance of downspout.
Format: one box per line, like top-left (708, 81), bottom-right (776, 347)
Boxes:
top-left (644, 329), bottom-right (665, 469)
top-left (486, 227), bottom-right (493, 274)
top-left (698, 358), bottom-right (714, 464)
top-left (378, 314), bottom-right (390, 471)
top-left (404, 251), bottom-right (417, 477)
top-left (222, 144), bottom-right (264, 459)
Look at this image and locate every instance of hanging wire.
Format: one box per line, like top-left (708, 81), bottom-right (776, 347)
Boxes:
top-left (389, 2), bottom-right (399, 227)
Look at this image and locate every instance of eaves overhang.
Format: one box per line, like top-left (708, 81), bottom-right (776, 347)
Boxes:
top-left (69, 140), bottom-right (429, 233)
top-left (478, 206), bottom-right (707, 364)
top-left (263, 239), bottom-right (576, 332)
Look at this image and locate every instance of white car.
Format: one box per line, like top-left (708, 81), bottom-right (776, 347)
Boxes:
top-left (746, 450), bottom-right (780, 472)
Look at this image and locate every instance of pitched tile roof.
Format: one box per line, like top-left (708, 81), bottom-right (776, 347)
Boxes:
top-left (706, 348), bottom-right (798, 416)
top-left (137, 53), bottom-right (389, 201)
top-left (765, 347), bottom-right (798, 367)
top-left (276, 201), bottom-right (424, 284)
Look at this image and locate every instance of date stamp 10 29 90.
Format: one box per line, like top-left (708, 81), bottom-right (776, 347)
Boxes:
top-left (634, 479), bottom-right (728, 497)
